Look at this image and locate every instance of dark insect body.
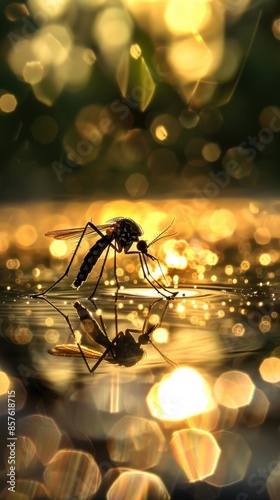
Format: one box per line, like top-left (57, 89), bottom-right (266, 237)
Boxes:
top-left (47, 301), bottom-right (177, 373)
top-left (31, 216), bottom-right (176, 299)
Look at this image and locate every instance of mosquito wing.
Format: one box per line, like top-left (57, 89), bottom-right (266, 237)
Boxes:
top-left (45, 223), bottom-right (115, 241)
top-left (48, 344), bottom-right (112, 359)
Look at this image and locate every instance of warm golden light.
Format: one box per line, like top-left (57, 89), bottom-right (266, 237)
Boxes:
top-left (28, 0), bottom-right (69, 19)
top-left (272, 18), bottom-right (280, 40)
top-left (147, 367), bottom-right (212, 421)
top-left (93, 6), bottom-right (133, 60)
top-left (23, 61), bottom-right (45, 84)
top-left (232, 323), bottom-right (245, 337)
top-left (50, 240), bottom-right (68, 258)
top-left (107, 471), bottom-right (170, 500)
top-left (152, 327), bottom-right (169, 343)
top-left (214, 371), bottom-right (255, 409)
top-left (168, 35), bottom-right (212, 82)
top-left (32, 25), bottom-right (73, 66)
top-left (259, 357), bottom-right (280, 384)
top-left (0, 93), bottom-right (17, 113)
top-left (44, 449), bottom-right (101, 499)
top-left (254, 227), bottom-right (271, 245)
top-left (210, 210), bottom-right (236, 240)
top-left (15, 225), bottom-right (37, 247)
top-left (164, 0), bottom-right (209, 36)
top-left (170, 428), bottom-right (221, 482)
top-left (130, 43), bottom-right (142, 59)
top-left (206, 431), bottom-right (251, 487)
top-left (44, 329), bottom-right (60, 344)
top-left (107, 416), bottom-right (165, 469)
top-left (0, 371), bottom-right (10, 395)
top-left (259, 253), bottom-right (271, 266)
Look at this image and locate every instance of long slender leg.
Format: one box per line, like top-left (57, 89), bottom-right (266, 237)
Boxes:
top-left (130, 297), bottom-right (167, 337)
top-left (126, 250), bottom-right (176, 298)
top-left (113, 246), bottom-right (121, 338)
top-left (31, 222), bottom-right (119, 298)
top-left (35, 295), bottom-right (118, 373)
top-left (88, 242), bottom-right (112, 301)
top-left (147, 299), bottom-right (178, 367)
top-left (89, 236), bottom-right (122, 343)
top-left (87, 333), bottom-right (121, 373)
top-left (147, 253), bottom-right (169, 286)
top-left (33, 295), bottom-right (92, 370)
top-left (139, 253), bottom-right (174, 298)
top-left (87, 242), bottom-right (118, 347)
top-left (129, 297), bottom-right (177, 367)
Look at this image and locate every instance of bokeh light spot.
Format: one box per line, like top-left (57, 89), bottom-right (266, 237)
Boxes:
top-left (206, 431), bottom-right (251, 487)
top-left (272, 18), bottom-right (280, 40)
top-left (0, 371), bottom-right (10, 395)
top-left (44, 449), bottom-right (101, 499)
top-left (23, 61), bottom-right (45, 84)
top-left (0, 93), bottom-right (17, 113)
top-left (147, 367), bottom-right (212, 421)
top-left (214, 371), bottom-right (255, 409)
top-left (259, 253), bottom-right (271, 266)
top-left (170, 428), bottom-right (221, 482)
top-left (259, 357), bottom-right (280, 384)
top-left (108, 416), bottom-right (165, 469)
top-left (50, 240), bottom-right (68, 258)
top-left (107, 470), bottom-right (170, 500)
top-left (15, 225), bottom-right (37, 247)
top-left (125, 174), bottom-right (149, 197)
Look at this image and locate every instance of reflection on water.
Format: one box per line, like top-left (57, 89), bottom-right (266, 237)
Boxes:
top-left (0, 281), bottom-right (280, 499)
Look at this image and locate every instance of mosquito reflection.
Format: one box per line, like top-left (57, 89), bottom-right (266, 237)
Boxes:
top-left (36, 295), bottom-right (177, 374)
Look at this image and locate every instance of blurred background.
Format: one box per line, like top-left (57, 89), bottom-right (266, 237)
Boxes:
top-left (0, 0), bottom-right (280, 202)
top-left (1, 1), bottom-right (280, 499)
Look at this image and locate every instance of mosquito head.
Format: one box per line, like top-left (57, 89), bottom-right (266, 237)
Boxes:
top-left (138, 324), bottom-right (159, 346)
top-left (136, 239), bottom-right (148, 254)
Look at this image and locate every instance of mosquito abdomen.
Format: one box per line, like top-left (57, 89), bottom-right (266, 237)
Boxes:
top-left (72, 237), bottom-right (109, 288)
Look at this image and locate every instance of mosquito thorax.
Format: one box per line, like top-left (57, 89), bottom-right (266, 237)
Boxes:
top-left (116, 218), bottom-right (143, 248)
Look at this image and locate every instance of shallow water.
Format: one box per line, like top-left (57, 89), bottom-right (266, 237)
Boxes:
top-left (0, 281), bottom-right (279, 499)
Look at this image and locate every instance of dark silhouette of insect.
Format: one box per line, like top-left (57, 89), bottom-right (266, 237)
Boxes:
top-left (48, 301), bottom-right (177, 373)
top-left (31, 216), bottom-right (176, 299)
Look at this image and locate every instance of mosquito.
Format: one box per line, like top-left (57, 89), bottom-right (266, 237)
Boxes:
top-left (46, 298), bottom-right (177, 373)
top-left (31, 216), bottom-right (176, 299)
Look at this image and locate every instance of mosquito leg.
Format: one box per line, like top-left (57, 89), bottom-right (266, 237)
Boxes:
top-left (148, 298), bottom-right (178, 367)
top-left (126, 249), bottom-right (175, 298)
top-left (88, 347), bottom-right (111, 373)
top-left (139, 253), bottom-right (173, 299)
top-left (31, 222), bottom-right (120, 298)
top-left (149, 340), bottom-right (178, 368)
top-left (88, 242), bottom-right (112, 301)
top-left (113, 246), bottom-right (121, 337)
top-left (33, 295), bottom-right (95, 372)
top-left (143, 254), bottom-right (178, 298)
top-left (35, 296), bottom-right (75, 338)
top-left (147, 254), bottom-right (169, 286)
top-left (141, 297), bottom-right (163, 334)
top-left (87, 331), bottom-right (122, 373)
